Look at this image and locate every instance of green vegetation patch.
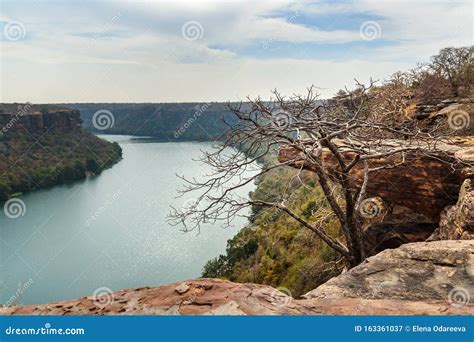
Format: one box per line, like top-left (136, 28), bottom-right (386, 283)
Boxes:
top-left (0, 129), bottom-right (122, 202)
top-left (203, 163), bottom-right (344, 297)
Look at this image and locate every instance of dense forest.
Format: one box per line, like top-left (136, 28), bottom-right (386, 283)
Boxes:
top-left (66, 103), bottom-right (239, 141)
top-left (0, 126), bottom-right (122, 202)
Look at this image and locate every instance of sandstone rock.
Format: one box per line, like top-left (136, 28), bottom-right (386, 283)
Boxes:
top-left (364, 222), bottom-right (436, 253)
top-left (303, 240), bottom-right (473, 306)
top-left (204, 301), bottom-right (246, 315)
top-left (279, 139), bottom-right (474, 250)
top-left (0, 278), bottom-right (470, 316)
top-left (174, 282), bottom-right (190, 295)
top-left (429, 179), bottom-right (474, 240)
top-left (278, 141), bottom-right (473, 221)
top-left (456, 179), bottom-right (474, 231)
top-left (0, 279), bottom-right (303, 316)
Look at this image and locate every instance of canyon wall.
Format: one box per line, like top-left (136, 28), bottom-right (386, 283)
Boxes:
top-left (278, 139), bottom-right (474, 251)
top-left (0, 104), bottom-right (82, 134)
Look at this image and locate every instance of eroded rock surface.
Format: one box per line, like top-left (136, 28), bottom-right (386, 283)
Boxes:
top-left (278, 141), bottom-right (473, 221)
top-left (1, 241), bottom-right (472, 316)
top-left (279, 139), bottom-right (474, 248)
top-left (429, 179), bottom-right (474, 240)
top-left (304, 240), bottom-right (473, 305)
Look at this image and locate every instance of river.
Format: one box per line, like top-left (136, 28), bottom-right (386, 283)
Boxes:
top-left (0, 135), bottom-right (254, 305)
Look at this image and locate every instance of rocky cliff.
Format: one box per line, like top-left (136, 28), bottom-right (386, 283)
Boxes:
top-left (278, 140), bottom-right (473, 222)
top-left (429, 177), bottom-right (474, 240)
top-left (278, 139), bottom-right (474, 251)
top-left (0, 104), bottom-right (82, 134)
top-left (1, 240), bottom-right (471, 315)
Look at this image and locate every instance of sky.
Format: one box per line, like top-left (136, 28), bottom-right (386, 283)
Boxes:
top-left (0, 0), bottom-right (472, 103)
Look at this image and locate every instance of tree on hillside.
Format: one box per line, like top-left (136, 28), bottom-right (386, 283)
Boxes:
top-left (414, 69), bottom-right (453, 104)
top-left (430, 46), bottom-right (473, 97)
top-left (170, 80), bottom-right (466, 269)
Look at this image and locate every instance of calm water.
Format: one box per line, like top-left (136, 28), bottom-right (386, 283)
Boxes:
top-left (0, 135), bottom-right (254, 305)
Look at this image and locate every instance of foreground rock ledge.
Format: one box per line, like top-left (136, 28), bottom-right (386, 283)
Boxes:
top-left (1, 241), bottom-right (472, 316)
top-left (304, 240), bottom-right (473, 302)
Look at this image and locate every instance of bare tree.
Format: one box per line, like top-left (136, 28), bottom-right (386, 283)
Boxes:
top-left (170, 83), bottom-right (463, 268)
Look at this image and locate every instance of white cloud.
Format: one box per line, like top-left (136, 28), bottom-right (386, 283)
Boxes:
top-left (1, 55), bottom-right (409, 102)
top-left (0, 0), bottom-right (472, 102)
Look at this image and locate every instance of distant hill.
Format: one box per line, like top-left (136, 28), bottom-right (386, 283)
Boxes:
top-left (0, 104), bottom-right (122, 201)
top-left (64, 103), bottom-right (241, 141)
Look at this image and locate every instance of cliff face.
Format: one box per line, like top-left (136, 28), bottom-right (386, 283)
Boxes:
top-left (278, 139), bottom-right (474, 250)
top-left (1, 240), bottom-right (471, 315)
top-left (278, 141), bottom-right (472, 222)
top-left (429, 178), bottom-right (474, 240)
top-left (0, 104), bottom-right (82, 134)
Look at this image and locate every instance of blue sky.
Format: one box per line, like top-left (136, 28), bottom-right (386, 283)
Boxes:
top-left (0, 0), bottom-right (472, 103)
